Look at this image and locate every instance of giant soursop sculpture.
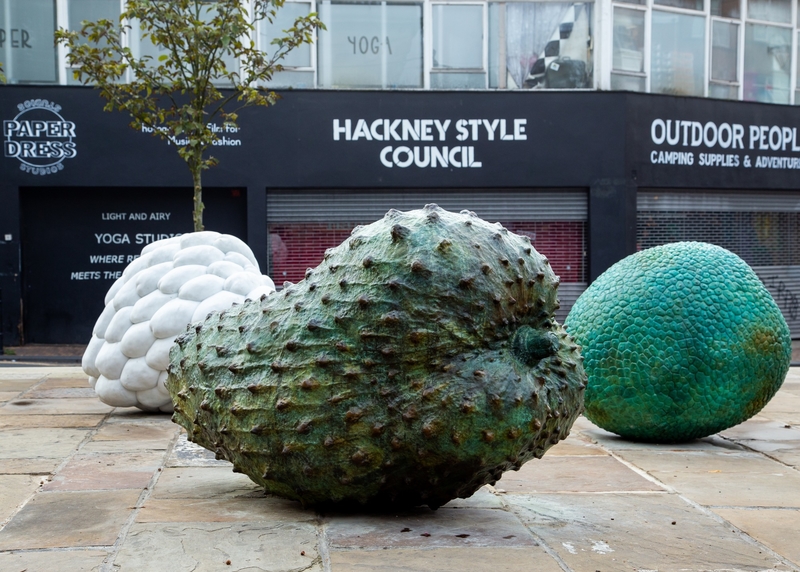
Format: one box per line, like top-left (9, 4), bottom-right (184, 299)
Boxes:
top-left (167, 205), bottom-right (587, 508)
top-left (565, 241), bottom-right (791, 443)
top-left (82, 231), bottom-right (275, 412)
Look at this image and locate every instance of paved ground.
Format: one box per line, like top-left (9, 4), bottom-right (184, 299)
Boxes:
top-left (0, 366), bottom-right (799, 572)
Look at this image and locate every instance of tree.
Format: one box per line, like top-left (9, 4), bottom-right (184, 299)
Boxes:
top-left (56, 0), bottom-right (322, 231)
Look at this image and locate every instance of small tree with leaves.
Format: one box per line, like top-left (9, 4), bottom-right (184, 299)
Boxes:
top-left (56, 0), bottom-right (322, 231)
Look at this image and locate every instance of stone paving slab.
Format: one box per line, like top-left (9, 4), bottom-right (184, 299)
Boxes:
top-left (0, 458), bottom-right (62, 474)
top-left (614, 449), bottom-right (800, 507)
top-left (34, 376), bottom-right (92, 389)
top-left (0, 474), bottom-right (44, 523)
top-left (0, 365), bottom-right (799, 571)
top-left (0, 490), bottom-right (140, 550)
top-left (0, 428), bottom-right (89, 461)
top-left (43, 450), bottom-right (164, 492)
top-left (440, 486), bottom-right (504, 509)
top-left (0, 379), bottom-right (42, 392)
top-left (325, 508), bottom-right (538, 549)
top-left (20, 386), bottom-right (98, 399)
top-left (0, 549), bottom-right (108, 572)
top-left (166, 433), bottom-right (230, 467)
top-left (137, 496), bottom-right (316, 523)
top-left (758, 392), bottom-right (800, 425)
top-left (509, 492), bottom-right (794, 571)
top-left (328, 547), bottom-right (563, 571)
top-left (113, 522), bottom-right (321, 572)
top-left (714, 508), bottom-right (800, 566)
top-left (1, 398), bottom-right (114, 415)
top-left (151, 466), bottom-right (264, 499)
top-left (495, 454), bottom-right (664, 494)
top-left (0, 414), bottom-right (106, 429)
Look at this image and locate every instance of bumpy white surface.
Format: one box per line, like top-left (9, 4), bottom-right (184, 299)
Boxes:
top-left (82, 232), bottom-right (276, 412)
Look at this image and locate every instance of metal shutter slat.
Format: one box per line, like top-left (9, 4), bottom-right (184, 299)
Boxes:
top-left (267, 189), bottom-right (587, 222)
top-left (638, 191), bottom-right (800, 212)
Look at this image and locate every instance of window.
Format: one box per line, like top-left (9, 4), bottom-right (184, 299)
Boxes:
top-left (0, 0), bottom-right (58, 84)
top-left (431, 3), bottom-right (484, 88)
top-left (66, 0), bottom-right (121, 85)
top-left (796, 30), bottom-right (800, 103)
top-left (651, 11), bottom-right (705, 96)
top-left (612, 6), bottom-right (646, 91)
top-left (129, 2), bottom-right (240, 85)
top-left (261, 1), bottom-right (315, 88)
top-left (710, 20), bottom-right (739, 99)
top-left (744, 23), bottom-right (791, 103)
top-left (654, 0), bottom-right (703, 12)
top-left (318, 0), bottom-right (423, 88)
top-left (748, 0), bottom-right (791, 24)
top-left (489, 2), bottom-right (593, 89)
top-left (711, 0), bottom-right (740, 18)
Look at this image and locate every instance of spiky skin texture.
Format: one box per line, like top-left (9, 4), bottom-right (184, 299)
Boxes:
top-left (167, 205), bottom-right (587, 508)
top-left (565, 242), bottom-right (791, 443)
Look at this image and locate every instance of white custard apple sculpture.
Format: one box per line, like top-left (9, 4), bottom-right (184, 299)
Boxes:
top-left (82, 231), bottom-right (276, 412)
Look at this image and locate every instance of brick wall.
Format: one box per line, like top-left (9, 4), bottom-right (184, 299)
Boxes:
top-left (268, 220), bottom-right (586, 285)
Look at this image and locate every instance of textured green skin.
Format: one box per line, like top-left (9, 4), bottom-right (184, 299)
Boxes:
top-left (166, 205), bottom-right (587, 508)
top-left (564, 242), bottom-right (791, 443)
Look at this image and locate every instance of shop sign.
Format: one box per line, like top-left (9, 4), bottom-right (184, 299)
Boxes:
top-left (3, 99), bottom-right (77, 175)
top-left (332, 117), bottom-right (528, 169)
top-left (648, 118), bottom-right (800, 171)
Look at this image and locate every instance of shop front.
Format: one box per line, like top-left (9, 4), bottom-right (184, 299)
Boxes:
top-left (1, 86), bottom-right (799, 344)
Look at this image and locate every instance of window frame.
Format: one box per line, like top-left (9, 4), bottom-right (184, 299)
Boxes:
top-left (259, 0), bottom-right (318, 88)
top-left (428, 1), bottom-right (488, 88)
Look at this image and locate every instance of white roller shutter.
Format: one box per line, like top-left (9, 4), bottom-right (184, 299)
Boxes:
top-left (267, 188), bottom-right (587, 322)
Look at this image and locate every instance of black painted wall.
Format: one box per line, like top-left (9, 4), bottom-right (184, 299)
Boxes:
top-left (3, 86), bottom-right (799, 344)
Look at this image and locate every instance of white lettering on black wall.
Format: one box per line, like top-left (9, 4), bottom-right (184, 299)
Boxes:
top-left (333, 117), bottom-right (528, 169)
top-left (649, 118), bottom-right (800, 170)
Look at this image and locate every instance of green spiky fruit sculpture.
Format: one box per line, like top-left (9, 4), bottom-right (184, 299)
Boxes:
top-left (167, 205), bottom-right (587, 508)
top-left (565, 242), bottom-right (791, 443)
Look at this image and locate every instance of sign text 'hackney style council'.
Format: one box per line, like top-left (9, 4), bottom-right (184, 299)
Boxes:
top-left (649, 117), bottom-right (800, 170)
top-left (331, 118), bottom-right (529, 168)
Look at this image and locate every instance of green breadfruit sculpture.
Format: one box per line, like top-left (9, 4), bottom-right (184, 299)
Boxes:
top-left (166, 205), bottom-right (587, 508)
top-left (564, 241), bottom-right (791, 443)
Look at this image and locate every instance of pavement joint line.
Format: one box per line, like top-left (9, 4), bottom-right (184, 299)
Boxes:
top-left (577, 428), bottom-right (800, 572)
top-left (0, 374), bottom-right (51, 410)
top-left (315, 520), bottom-right (332, 572)
top-left (718, 434), bottom-right (800, 475)
top-left (493, 487), bottom-right (575, 572)
top-left (704, 505), bottom-right (800, 511)
top-left (0, 374), bottom-right (116, 534)
top-left (100, 425), bottom-right (183, 572)
top-left (0, 545), bottom-right (113, 555)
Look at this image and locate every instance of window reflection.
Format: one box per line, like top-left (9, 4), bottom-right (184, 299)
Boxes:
top-left (651, 11), bottom-right (705, 96)
top-left (710, 20), bottom-right (739, 98)
top-left (0, 0), bottom-right (58, 83)
top-left (489, 2), bottom-right (592, 89)
top-left (612, 7), bottom-right (644, 73)
top-left (261, 2), bottom-right (313, 68)
top-left (744, 23), bottom-right (791, 103)
top-left (318, 1), bottom-right (423, 88)
top-left (748, 0), bottom-right (791, 24)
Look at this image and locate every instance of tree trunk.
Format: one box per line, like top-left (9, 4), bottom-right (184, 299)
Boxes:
top-left (192, 161), bottom-right (204, 232)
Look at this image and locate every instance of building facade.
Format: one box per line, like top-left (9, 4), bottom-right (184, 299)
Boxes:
top-left (1, 0), bottom-right (800, 346)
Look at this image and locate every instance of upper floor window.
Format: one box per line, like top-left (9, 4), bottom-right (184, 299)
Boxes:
top-left (261, 1), bottom-right (315, 88)
top-left (611, 0), bottom-right (800, 104)
top-left (317, 0), bottom-right (423, 88)
top-left (16, 0), bottom-right (596, 90)
top-left (1, 0), bottom-right (58, 84)
top-left (490, 2), bottom-right (593, 90)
